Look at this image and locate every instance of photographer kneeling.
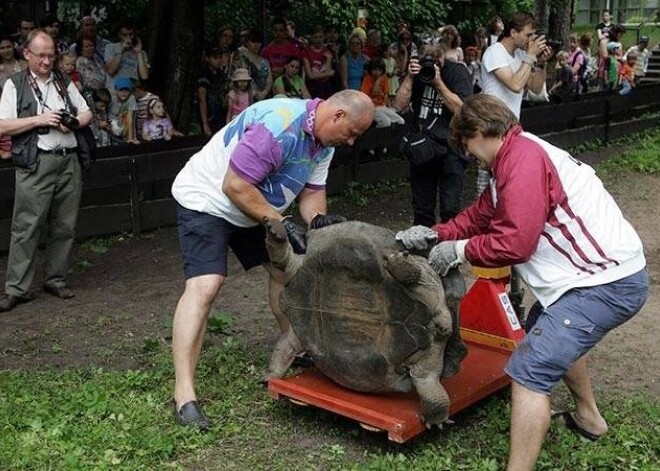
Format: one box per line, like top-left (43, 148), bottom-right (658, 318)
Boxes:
top-left (394, 44), bottom-right (473, 227)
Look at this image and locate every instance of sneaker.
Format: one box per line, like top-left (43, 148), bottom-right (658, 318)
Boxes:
top-left (173, 400), bottom-right (210, 431)
top-left (43, 284), bottom-right (75, 299)
top-left (0, 293), bottom-right (35, 312)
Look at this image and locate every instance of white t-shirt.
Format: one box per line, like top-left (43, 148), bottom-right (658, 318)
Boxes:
top-left (481, 43), bottom-right (526, 118)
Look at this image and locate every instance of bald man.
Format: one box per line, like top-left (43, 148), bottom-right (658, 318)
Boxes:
top-left (170, 90), bottom-right (374, 430)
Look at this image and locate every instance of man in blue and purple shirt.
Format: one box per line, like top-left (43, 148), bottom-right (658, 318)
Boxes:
top-left (171, 90), bottom-right (374, 430)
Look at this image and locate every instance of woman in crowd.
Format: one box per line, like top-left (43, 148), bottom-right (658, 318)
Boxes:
top-left (339, 32), bottom-right (369, 90)
top-left (234, 28), bottom-right (272, 101)
top-left (75, 34), bottom-right (107, 93)
top-left (440, 25), bottom-right (464, 63)
top-left (272, 55), bottom-right (311, 98)
top-left (0, 33), bottom-right (27, 159)
top-left (0, 33), bottom-right (27, 88)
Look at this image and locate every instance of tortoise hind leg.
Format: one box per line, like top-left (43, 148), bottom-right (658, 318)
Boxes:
top-left (263, 328), bottom-right (303, 382)
top-left (440, 267), bottom-right (468, 378)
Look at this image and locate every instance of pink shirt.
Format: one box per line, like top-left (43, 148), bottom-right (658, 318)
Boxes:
top-left (228, 89), bottom-right (251, 119)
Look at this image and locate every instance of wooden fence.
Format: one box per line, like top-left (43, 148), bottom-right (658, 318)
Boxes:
top-left (1, 84), bottom-right (659, 251)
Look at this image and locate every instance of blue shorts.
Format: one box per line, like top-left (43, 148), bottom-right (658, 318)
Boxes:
top-left (505, 269), bottom-right (649, 395)
top-left (176, 204), bottom-right (270, 279)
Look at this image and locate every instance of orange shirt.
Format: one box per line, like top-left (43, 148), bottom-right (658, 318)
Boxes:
top-left (360, 73), bottom-right (390, 107)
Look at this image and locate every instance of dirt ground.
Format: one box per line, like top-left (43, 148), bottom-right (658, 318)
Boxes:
top-left (0, 162), bottom-right (658, 402)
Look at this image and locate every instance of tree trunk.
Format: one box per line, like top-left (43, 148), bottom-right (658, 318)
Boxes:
top-left (535, 0), bottom-right (550, 34)
top-left (549, 0), bottom-right (573, 49)
top-left (146, 0), bottom-right (204, 132)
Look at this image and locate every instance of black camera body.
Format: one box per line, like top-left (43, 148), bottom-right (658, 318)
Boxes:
top-left (58, 109), bottom-right (80, 130)
top-left (411, 53), bottom-right (437, 84)
top-left (546, 39), bottom-right (563, 53)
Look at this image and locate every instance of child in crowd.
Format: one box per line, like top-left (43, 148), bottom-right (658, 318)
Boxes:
top-left (464, 46), bottom-right (481, 93)
top-left (624, 36), bottom-right (650, 84)
top-left (142, 98), bottom-right (174, 141)
top-left (604, 42), bottom-right (623, 91)
top-left (108, 76), bottom-right (139, 144)
top-left (272, 56), bottom-right (311, 98)
top-left (226, 68), bottom-right (253, 122)
top-left (382, 43), bottom-right (399, 106)
top-left (91, 87), bottom-right (112, 147)
top-left (134, 81), bottom-right (159, 141)
top-left (549, 50), bottom-right (573, 103)
top-left (360, 57), bottom-right (404, 127)
top-left (619, 51), bottom-right (637, 95)
top-left (302, 27), bottom-right (335, 99)
top-left (57, 52), bottom-right (82, 91)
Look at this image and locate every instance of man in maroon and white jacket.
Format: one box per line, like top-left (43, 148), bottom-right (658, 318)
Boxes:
top-left (397, 94), bottom-right (648, 471)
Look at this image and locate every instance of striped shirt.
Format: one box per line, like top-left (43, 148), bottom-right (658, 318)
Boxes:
top-left (435, 125), bottom-right (645, 307)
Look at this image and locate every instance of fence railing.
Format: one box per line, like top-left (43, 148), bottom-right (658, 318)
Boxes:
top-left (1, 84), bottom-right (659, 251)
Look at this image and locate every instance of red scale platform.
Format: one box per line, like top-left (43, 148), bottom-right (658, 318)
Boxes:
top-left (268, 272), bottom-right (524, 443)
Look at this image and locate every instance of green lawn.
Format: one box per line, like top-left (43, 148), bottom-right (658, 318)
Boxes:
top-left (2, 128), bottom-right (659, 470)
top-left (1, 340), bottom-right (658, 470)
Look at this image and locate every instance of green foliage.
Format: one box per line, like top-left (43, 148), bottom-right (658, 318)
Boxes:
top-left (80, 233), bottom-right (131, 254)
top-left (597, 128), bottom-right (660, 175)
top-left (1, 340), bottom-right (658, 469)
top-left (57, 0), bottom-right (150, 39)
top-left (344, 179), bottom-right (408, 207)
top-left (207, 310), bottom-right (233, 335)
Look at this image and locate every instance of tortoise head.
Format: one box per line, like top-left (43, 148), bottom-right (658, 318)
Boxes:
top-left (383, 251), bottom-right (422, 285)
top-left (263, 217), bottom-right (287, 243)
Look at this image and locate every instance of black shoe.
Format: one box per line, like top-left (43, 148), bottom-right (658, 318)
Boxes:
top-left (552, 411), bottom-right (602, 441)
top-left (43, 284), bottom-right (75, 299)
top-left (173, 400), bottom-right (210, 431)
top-left (0, 293), bottom-right (34, 312)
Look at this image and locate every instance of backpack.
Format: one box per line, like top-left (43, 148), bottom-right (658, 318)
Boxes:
top-left (570, 50), bottom-right (591, 94)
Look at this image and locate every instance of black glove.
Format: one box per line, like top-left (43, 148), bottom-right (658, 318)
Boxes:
top-left (309, 213), bottom-right (347, 230)
top-left (281, 216), bottom-right (307, 254)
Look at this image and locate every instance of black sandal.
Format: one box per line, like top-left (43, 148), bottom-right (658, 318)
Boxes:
top-left (173, 400), bottom-right (210, 432)
top-left (552, 411), bottom-right (601, 441)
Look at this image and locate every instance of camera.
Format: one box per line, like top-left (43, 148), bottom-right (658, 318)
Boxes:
top-left (545, 38), bottom-right (563, 52)
top-left (537, 32), bottom-right (562, 53)
top-left (411, 52), bottom-right (437, 84)
top-left (58, 109), bottom-right (80, 130)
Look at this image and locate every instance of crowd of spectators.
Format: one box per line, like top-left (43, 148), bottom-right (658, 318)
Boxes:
top-left (0, 10), bottom-right (656, 156)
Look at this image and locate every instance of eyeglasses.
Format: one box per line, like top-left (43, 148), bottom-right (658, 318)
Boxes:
top-left (26, 48), bottom-right (56, 61)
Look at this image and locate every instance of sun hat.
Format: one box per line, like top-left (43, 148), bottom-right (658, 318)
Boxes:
top-left (231, 68), bottom-right (251, 82)
top-left (606, 41), bottom-right (622, 52)
top-left (114, 76), bottom-right (133, 91)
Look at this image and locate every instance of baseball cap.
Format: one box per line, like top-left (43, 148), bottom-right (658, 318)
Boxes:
top-left (114, 76), bottom-right (133, 91)
top-left (639, 35), bottom-right (649, 43)
top-left (607, 41), bottom-right (622, 52)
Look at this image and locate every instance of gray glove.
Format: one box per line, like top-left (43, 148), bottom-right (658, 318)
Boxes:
top-left (395, 225), bottom-right (438, 251)
top-left (429, 241), bottom-right (464, 277)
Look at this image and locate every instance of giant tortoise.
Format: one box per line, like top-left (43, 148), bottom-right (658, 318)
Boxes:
top-left (263, 218), bottom-right (467, 427)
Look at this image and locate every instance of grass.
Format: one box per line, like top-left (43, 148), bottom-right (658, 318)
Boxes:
top-left (2, 129), bottom-right (659, 469)
top-left (1, 340), bottom-right (658, 470)
top-left (595, 128), bottom-right (660, 175)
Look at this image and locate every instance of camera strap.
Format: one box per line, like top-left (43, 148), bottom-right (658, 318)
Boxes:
top-left (26, 72), bottom-right (73, 113)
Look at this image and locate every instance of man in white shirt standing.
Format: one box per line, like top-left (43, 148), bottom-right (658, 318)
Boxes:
top-left (476, 12), bottom-right (551, 206)
top-left (481, 12), bottom-right (550, 118)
